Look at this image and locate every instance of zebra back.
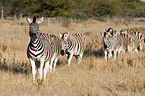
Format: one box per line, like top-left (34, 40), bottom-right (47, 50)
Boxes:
top-left (124, 30), bottom-right (143, 50)
top-left (70, 33), bottom-right (86, 54)
top-left (50, 34), bottom-right (61, 56)
top-left (74, 33), bottom-right (86, 54)
top-left (59, 33), bottom-right (86, 56)
top-left (120, 31), bottom-right (133, 52)
top-left (40, 33), bottom-right (61, 58)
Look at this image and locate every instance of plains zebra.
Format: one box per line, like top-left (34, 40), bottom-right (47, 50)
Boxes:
top-left (101, 31), bottom-right (119, 60)
top-left (101, 31), bottom-right (132, 60)
top-left (58, 33), bottom-right (86, 67)
top-left (120, 29), bottom-right (144, 52)
top-left (26, 16), bottom-right (61, 83)
top-left (120, 31), bottom-right (133, 53)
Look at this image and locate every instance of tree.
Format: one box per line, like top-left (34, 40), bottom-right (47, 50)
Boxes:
top-left (0, 0), bottom-right (9, 19)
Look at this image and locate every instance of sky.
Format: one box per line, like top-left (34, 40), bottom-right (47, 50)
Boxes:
top-left (140, 0), bottom-right (145, 2)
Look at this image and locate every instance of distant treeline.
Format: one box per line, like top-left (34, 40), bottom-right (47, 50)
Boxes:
top-left (0, 0), bottom-right (145, 20)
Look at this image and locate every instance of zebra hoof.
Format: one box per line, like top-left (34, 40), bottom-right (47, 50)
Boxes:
top-left (38, 79), bottom-right (43, 86)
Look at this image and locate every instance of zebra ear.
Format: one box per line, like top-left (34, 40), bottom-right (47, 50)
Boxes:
top-left (100, 32), bottom-right (104, 37)
top-left (67, 33), bottom-right (69, 36)
top-left (26, 17), bottom-right (32, 24)
top-left (37, 17), bottom-right (44, 24)
top-left (58, 33), bottom-right (62, 38)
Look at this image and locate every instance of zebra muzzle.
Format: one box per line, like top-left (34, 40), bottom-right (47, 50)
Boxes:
top-left (30, 33), bottom-right (36, 37)
top-left (61, 50), bottom-right (65, 56)
top-left (104, 44), bottom-right (107, 49)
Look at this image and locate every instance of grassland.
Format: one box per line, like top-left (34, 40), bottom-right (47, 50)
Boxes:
top-left (0, 18), bottom-right (144, 96)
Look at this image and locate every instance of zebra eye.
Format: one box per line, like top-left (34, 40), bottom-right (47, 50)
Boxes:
top-left (64, 34), bottom-right (68, 38)
top-left (64, 41), bottom-right (67, 44)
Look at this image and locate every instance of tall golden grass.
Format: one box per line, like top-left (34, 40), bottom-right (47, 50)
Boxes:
top-left (0, 18), bottom-right (144, 96)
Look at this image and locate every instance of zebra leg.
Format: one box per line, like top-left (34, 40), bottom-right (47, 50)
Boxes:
top-left (128, 46), bottom-right (132, 53)
top-left (134, 48), bottom-right (138, 53)
top-left (104, 50), bottom-right (108, 60)
top-left (53, 57), bottom-right (58, 71)
top-left (113, 50), bottom-right (117, 60)
top-left (29, 58), bottom-right (36, 83)
top-left (118, 47), bottom-right (123, 54)
top-left (118, 49), bottom-right (121, 54)
top-left (76, 53), bottom-right (83, 64)
top-left (49, 55), bottom-right (55, 72)
top-left (108, 50), bottom-right (112, 58)
top-left (43, 61), bottom-right (50, 81)
top-left (139, 43), bottom-right (143, 50)
top-left (38, 60), bottom-right (44, 82)
top-left (67, 53), bottom-right (73, 67)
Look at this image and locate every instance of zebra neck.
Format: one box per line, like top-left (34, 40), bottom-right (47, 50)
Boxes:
top-left (31, 38), bottom-right (41, 48)
top-left (67, 39), bottom-right (73, 51)
top-left (31, 38), bottom-right (39, 43)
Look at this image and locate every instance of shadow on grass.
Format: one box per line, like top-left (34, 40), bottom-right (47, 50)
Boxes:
top-left (84, 47), bottom-right (104, 57)
top-left (0, 58), bottom-right (31, 75)
top-left (0, 58), bottom-right (64, 75)
top-left (0, 47), bottom-right (105, 75)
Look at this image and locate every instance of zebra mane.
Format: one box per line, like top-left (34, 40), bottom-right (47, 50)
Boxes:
top-left (33, 16), bottom-right (36, 23)
top-left (106, 28), bottom-right (115, 32)
top-left (62, 33), bottom-right (69, 39)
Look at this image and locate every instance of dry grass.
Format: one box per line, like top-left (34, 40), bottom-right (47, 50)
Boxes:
top-left (0, 18), bottom-right (144, 96)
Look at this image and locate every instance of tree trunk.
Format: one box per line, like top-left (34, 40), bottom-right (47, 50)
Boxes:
top-left (19, 13), bottom-right (23, 24)
top-left (19, 13), bottom-right (23, 21)
top-left (1, 3), bottom-right (4, 20)
top-left (14, 13), bottom-right (17, 20)
top-left (47, 18), bottom-right (50, 24)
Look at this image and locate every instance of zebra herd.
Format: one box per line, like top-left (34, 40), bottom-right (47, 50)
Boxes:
top-left (26, 17), bottom-right (144, 83)
top-left (101, 28), bottom-right (144, 61)
top-left (26, 17), bottom-right (86, 83)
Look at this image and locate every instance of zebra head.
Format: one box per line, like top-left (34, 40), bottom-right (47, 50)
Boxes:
top-left (26, 16), bottom-right (44, 42)
top-left (105, 28), bottom-right (117, 36)
top-left (101, 32), bottom-right (111, 49)
top-left (58, 33), bottom-right (70, 56)
top-left (101, 31), bottom-right (110, 38)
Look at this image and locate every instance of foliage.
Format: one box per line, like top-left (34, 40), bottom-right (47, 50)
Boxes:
top-left (0, 0), bottom-right (144, 19)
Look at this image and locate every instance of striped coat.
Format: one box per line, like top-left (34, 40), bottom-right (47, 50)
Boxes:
top-left (26, 16), bottom-right (60, 83)
top-left (120, 29), bottom-right (144, 52)
top-left (59, 33), bottom-right (86, 67)
top-left (101, 30), bottom-right (132, 60)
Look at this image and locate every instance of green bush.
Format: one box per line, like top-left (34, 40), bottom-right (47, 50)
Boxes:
top-left (0, 0), bottom-right (145, 19)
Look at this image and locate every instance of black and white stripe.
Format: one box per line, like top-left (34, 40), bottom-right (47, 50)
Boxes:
top-left (26, 16), bottom-right (60, 83)
top-left (120, 29), bottom-right (144, 52)
top-left (101, 31), bottom-right (121, 60)
top-left (59, 33), bottom-right (86, 67)
top-left (101, 29), bottom-right (133, 61)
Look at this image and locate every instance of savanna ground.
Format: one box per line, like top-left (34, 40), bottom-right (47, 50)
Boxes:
top-left (0, 18), bottom-right (144, 96)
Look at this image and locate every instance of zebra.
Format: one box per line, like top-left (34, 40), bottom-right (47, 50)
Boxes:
top-left (26, 16), bottom-right (61, 83)
top-left (120, 29), bottom-right (144, 52)
top-left (58, 33), bottom-right (86, 67)
top-left (101, 31), bottom-right (132, 60)
top-left (128, 30), bottom-right (144, 51)
top-left (120, 31), bottom-right (134, 54)
top-left (101, 31), bottom-right (118, 60)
